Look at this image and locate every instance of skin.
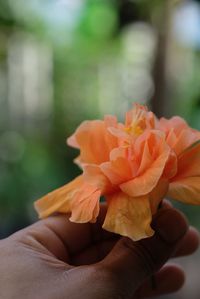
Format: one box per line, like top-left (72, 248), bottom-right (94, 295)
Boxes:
top-left (0, 201), bottom-right (199, 299)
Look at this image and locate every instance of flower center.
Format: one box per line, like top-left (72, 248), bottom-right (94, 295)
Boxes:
top-left (125, 104), bottom-right (148, 136)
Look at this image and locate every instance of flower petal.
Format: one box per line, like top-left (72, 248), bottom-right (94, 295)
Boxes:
top-left (159, 117), bottom-right (200, 155)
top-left (137, 140), bottom-right (153, 175)
top-left (165, 129), bottom-right (177, 149)
top-left (162, 151), bottom-right (177, 179)
top-left (149, 179), bottom-right (169, 214)
top-left (70, 184), bottom-right (101, 223)
top-left (168, 177), bottom-right (200, 205)
top-left (108, 126), bottom-right (128, 140)
top-left (159, 116), bottom-right (188, 134)
top-left (67, 134), bottom-right (79, 149)
top-left (103, 192), bottom-right (154, 241)
top-left (34, 176), bottom-right (83, 218)
top-left (120, 146), bottom-right (170, 197)
top-left (67, 120), bottom-right (118, 165)
top-left (172, 141), bottom-right (200, 179)
top-left (104, 115), bottom-right (118, 127)
top-left (173, 129), bottom-right (199, 156)
top-left (83, 164), bottom-right (113, 194)
top-left (100, 148), bottom-right (132, 185)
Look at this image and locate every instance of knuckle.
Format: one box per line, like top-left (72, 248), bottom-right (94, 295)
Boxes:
top-left (121, 238), bottom-right (156, 275)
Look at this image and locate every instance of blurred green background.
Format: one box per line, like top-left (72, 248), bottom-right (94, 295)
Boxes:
top-left (1, 0), bottom-right (200, 234)
top-left (0, 1), bottom-right (200, 296)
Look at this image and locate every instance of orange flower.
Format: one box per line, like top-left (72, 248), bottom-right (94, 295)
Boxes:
top-left (35, 104), bottom-right (200, 241)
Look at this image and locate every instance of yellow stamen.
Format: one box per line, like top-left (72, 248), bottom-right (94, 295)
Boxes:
top-left (125, 104), bottom-right (147, 136)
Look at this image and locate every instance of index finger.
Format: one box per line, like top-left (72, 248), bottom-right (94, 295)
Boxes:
top-left (12, 203), bottom-right (117, 259)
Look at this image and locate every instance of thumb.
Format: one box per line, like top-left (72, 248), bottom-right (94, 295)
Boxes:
top-left (100, 208), bottom-right (188, 298)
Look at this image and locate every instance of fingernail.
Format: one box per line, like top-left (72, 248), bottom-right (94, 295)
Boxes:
top-left (152, 209), bottom-right (188, 244)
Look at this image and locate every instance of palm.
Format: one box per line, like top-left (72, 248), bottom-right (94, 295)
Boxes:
top-left (8, 203), bottom-right (199, 299)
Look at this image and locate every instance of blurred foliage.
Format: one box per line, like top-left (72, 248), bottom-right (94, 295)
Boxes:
top-left (0, 0), bottom-right (200, 238)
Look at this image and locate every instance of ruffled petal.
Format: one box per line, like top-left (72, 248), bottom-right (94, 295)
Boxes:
top-left (168, 177), bottom-right (200, 205)
top-left (104, 115), bottom-right (118, 127)
top-left (103, 192), bottom-right (154, 241)
top-left (100, 148), bottom-right (132, 185)
top-left (162, 151), bottom-right (177, 179)
top-left (67, 120), bottom-right (118, 165)
top-left (108, 126), bottom-right (128, 141)
top-left (149, 178), bottom-right (169, 214)
top-left (83, 164), bottom-right (113, 194)
top-left (34, 176), bottom-right (83, 218)
top-left (165, 129), bottom-right (177, 149)
top-left (137, 141), bottom-right (153, 175)
top-left (120, 146), bottom-right (170, 197)
top-left (70, 184), bottom-right (101, 223)
top-left (159, 117), bottom-right (200, 155)
top-left (173, 129), bottom-right (199, 156)
top-left (172, 141), bottom-right (200, 179)
top-left (67, 134), bottom-right (79, 149)
top-left (159, 116), bottom-right (188, 134)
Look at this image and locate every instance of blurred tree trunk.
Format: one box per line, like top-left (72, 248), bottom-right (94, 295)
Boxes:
top-left (151, 0), bottom-right (172, 117)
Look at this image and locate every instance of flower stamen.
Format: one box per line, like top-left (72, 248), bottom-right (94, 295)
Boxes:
top-left (125, 104), bottom-right (148, 136)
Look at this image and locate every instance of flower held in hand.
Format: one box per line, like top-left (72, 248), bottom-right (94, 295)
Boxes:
top-left (35, 104), bottom-right (200, 241)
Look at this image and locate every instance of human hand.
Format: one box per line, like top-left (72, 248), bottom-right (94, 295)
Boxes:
top-left (0, 202), bottom-right (199, 299)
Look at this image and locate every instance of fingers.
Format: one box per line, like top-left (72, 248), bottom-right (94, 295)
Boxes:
top-left (11, 197), bottom-right (199, 271)
top-left (71, 239), bottom-right (117, 266)
top-left (157, 200), bottom-right (199, 257)
top-left (68, 227), bottom-right (199, 266)
top-left (70, 226), bottom-right (199, 266)
top-left (71, 225), bottom-right (199, 266)
top-left (173, 227), bottom-right (199, 257)
top-left (98, 208), bottom-right (188, 297)
top-left (158, 200), bottom-right (199, 258)
top-left (135, 264), bottom-right (185, 298)
top-left (11, 203), bottom-right (116, 261)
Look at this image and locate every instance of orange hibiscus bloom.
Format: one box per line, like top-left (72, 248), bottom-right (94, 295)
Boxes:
top-left (35, 104), bottom-right (200, 241)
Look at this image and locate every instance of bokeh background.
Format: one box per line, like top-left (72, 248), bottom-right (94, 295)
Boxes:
top-left (0, 0), bottom-right (200, 297)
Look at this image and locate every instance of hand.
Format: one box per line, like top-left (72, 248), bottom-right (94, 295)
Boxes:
top-left (0, 202), bottom-right (199, 299)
